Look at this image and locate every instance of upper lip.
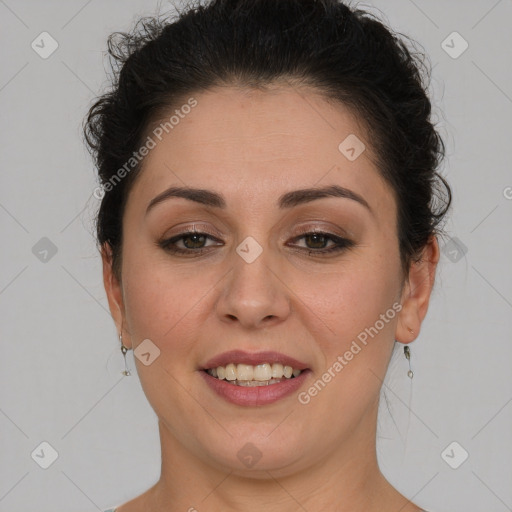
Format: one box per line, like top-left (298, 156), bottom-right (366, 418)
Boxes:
top-left (201, 350), bottom-right (309, 371)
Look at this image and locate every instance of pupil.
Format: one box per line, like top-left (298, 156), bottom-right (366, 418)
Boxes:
top-left (306, 234), bottom-right (326, 249)
top-left (185, 234), bottom-right (205, 248)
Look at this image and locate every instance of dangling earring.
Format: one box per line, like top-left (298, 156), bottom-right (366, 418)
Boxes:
top-left (119, 333), bottom-right (131, 376)
top-left (404, 327), bottom-right (414, 378)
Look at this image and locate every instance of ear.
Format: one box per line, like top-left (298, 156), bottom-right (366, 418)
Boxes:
top-left (395, 234), bottom-right (440, 344)
top-left (101, 243), bottom-right (131, 349)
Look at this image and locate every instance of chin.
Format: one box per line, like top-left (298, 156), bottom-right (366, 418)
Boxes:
top-left (197, 430), bottom-right (308, 475)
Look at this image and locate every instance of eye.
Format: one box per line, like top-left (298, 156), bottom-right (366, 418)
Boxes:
top-left (288, 231), bottom-right (355, 255)
top-left (159, 228), bottom-right (354, 257)
top-left (159, 230), bottom-right (221, 256)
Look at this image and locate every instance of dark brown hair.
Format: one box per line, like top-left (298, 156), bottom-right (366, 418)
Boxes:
top-left (84, 0), bottom-right (451, 281)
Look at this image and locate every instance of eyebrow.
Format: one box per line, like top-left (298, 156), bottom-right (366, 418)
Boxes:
top-left (145, 184), bottom-right (373, 216)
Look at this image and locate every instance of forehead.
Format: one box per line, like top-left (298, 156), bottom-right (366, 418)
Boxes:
top-left (127, 85), bottom-right (393, 216)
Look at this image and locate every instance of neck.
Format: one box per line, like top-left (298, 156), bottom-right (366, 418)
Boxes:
top-left (144, 403), bottom-right (417, 512)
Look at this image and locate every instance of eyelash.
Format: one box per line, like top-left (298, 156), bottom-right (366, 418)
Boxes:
top-left (158, 228), bottom-right (355, 257)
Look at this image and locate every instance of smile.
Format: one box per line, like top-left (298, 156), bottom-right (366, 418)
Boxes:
top-left (205, 363), bottom-right (302, 386)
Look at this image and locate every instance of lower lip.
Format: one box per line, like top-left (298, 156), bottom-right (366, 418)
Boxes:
top-left (199, 369), bottom-right (311, 406)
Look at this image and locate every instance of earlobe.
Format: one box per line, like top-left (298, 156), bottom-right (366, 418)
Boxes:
top-left (101, 243), bottom-right (129, 347)
top-left (395, 235), bottom-right (440, 343)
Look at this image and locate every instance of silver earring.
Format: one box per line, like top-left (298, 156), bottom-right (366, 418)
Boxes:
top-left (404, 344), bottom-right (413, 379)
top-left (119, 333), bottom-right (131, 376)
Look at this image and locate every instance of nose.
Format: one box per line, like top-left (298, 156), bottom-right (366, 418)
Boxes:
top-left (215, 251), bottom-right (291, 330)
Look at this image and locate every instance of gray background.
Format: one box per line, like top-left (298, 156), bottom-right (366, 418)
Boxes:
top-left (1, 1), bottom-right (511, 511)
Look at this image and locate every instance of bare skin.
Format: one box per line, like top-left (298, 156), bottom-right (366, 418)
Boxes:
top-left (102, 84), bottom-right (439, 512)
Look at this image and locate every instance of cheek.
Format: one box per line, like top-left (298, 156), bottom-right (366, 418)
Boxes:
top-left (299, 247), bottom-right (400, 372)
top-left (294, 259), bottom-right (400, 416)
top-left (311, 254), bottom-right (398, 331)
top-left (124, 269), bottom-right (196, 336)
top-left (120, 246), bottom-right (219, 364)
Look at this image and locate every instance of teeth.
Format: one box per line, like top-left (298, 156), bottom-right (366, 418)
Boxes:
top-left (236, 379), bottom-right (282, 387)
top-left (236, 364), bottom-right (254, 381)
top-left (271, 363), bottom-right (283, 378)
top-left (225, 363), bottom-right (237, 381)
top-left (254, 363), bottom-right (271, 381)
top-left (206, 363), bottom-right (302, 382)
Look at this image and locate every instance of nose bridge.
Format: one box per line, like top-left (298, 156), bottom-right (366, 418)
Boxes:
top-left (216, 236), bottom-right (291, 328)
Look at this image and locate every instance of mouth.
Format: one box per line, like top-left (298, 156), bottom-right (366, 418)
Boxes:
top-left (204, 363), bottom-right (303, 386)
top-left (199, 350), bottom-right (311, 406)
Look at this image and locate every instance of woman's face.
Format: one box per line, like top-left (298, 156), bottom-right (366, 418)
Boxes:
top-left (104, 85), bottom-right (436, 476)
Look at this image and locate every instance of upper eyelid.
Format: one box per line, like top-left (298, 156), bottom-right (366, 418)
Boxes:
top-left (165, 228), bottom-right (348, 241)
top-left (163, 222), bottom-right (352, 238)
top-left (163, 230), bottom-right (350, 248)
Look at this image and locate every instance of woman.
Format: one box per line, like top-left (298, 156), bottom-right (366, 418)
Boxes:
top-left (84, 0), bottom-right (452, 510)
